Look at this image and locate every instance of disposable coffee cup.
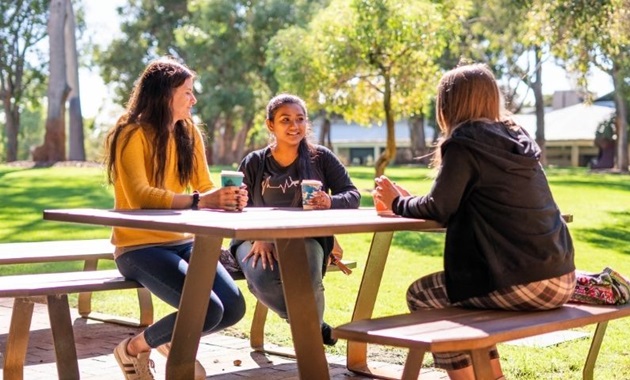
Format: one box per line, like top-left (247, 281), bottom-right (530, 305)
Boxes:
top-left (375, 199), bottom-right (395, 217)
top-left (220, 170), bottom-right (244, 187)
top-left (301, 179), bottom-right (322, 210)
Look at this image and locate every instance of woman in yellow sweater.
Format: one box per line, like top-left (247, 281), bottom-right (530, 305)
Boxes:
top-left (104, 57), bottom-right (248, 380)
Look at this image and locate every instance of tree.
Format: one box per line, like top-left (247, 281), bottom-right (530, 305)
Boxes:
top-left (95, 0), bottom-right (190, 104)
top-left (32, 0), bottom-right (69, 162)
top-left (543, 0), bottom-right (629, 172)
top-left (282, 0), bottom-right (464, 177)
top-left (179, 0), bottom-right (328, 164)
top-left (0, 0), bottom-right (48, 162)
top-left (266, 25), bottom-right (338, 147)
top-left (96, 0), bottom-right (326, 165)
top-left (65, 0), bottom-right (85, 161)
top-left (450, 0), bottom-right (552, 165)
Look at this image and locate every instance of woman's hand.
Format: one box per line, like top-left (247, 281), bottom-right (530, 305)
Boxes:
top-left (199, 185), bottom-right (248, 211)
top-left (373, 176), bottom-right (406, 212)
top-left (307, 190), bottom-right (332, 210)
top-left (242, 241), bottom-right (277, 270)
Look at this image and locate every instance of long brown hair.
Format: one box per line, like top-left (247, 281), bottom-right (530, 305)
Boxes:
top-left (432, 63), bottom-right (503, 168)
top-left (105, 57), bottom-right (198, 187)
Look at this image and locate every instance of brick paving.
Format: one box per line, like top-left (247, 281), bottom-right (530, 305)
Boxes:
top-left (0, 299), bottom-right (448, 379)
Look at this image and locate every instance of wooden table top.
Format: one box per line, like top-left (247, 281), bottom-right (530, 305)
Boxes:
top-left (43, 207), bottom-right (444, 240)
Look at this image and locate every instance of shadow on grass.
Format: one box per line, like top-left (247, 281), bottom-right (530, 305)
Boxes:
top-left (1, 167), bottom-right (112, 241)
top-left (573, 211), bottom-right (630, 255)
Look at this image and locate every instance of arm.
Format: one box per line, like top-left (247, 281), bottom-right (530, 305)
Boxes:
top-left (381, 143), bottom-right (477, 223)
top-left (116, 129), bottom-right (175, 209)
top-left (320, 148), bottom-right (361, 209)
top-left (237, 152), bottom-right (259, 207)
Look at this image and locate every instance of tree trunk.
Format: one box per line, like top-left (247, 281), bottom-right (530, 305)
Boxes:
top-left (612, 61), bottom-right (629, 172)
top-left (375, 74), bottom-right (395, 178)
top-left (2, 86), bottom-right (20, 162)
top-left (408, 115), bottom-right (427, 164)
top-left (203, 118), bottom-right (217, 166)
top-left (65, 0), bottom-right (85, 161)
top-left (222, 117), bottom-right (236, 165)
top-left (318, 113), bottom-right (332, 149)
top-left (233, 118), bottom-right (252, 165)
top-left (32, 0), bottom-right (68, 162)
top-left (532, 46), bottom-right (547, 166)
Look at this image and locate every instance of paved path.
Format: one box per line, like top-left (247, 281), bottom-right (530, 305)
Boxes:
top-left (0, 299), bottom-right (447, 379)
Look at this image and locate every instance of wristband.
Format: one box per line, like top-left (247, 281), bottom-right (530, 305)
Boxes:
top-left (191, 191), bottom-right (200, 210)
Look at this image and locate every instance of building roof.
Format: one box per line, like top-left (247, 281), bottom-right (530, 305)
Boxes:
top-left (311, 100), bottom-right (615, 145)
top-left (512, 102), bottom-right (615, 141)
top-left (311, 118), bottom-right (430, 144)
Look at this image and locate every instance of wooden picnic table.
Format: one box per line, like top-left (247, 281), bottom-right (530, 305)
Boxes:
top-left (43, 207), bottom-right (443, 379)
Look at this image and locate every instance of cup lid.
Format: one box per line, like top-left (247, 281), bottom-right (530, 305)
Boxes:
top-left (221, 170), bottom-right (244, 177)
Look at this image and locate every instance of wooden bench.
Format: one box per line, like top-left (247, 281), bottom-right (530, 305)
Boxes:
top-left (0, 269), bottom-right (144, 380)
top-left (332, 303), bottom-right (630, 380)
top-left (0, 239), bottom-right (153, 326)
top-left (0, 239), bottom-right (356, 373)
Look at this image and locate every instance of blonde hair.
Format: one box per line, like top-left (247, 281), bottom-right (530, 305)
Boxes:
top-left (432, 63), bottom-right (502, 167)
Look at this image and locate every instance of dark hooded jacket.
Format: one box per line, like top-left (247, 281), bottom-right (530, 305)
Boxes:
top-left (392, 120), bottom-right (575, 302)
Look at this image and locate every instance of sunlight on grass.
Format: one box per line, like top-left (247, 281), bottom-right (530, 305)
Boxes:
top-left (1, 164), bottom-right (629, 379)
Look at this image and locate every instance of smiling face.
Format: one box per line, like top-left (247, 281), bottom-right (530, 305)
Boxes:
top-left (266, 103), bottom-right (308, 148)
top-left (170, 77), bottom-right (197, 126)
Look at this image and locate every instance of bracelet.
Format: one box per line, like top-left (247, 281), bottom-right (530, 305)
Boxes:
top-left (191, 191), bottom-right (200, 210)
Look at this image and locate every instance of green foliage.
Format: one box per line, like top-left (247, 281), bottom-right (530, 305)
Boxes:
top-left (596, 114), bottom-right (617, 140)
top-left (94, 0), bottom-right (190, 103)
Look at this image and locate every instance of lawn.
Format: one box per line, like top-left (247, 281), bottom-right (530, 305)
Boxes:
top-left (1, 164), bottom-right (629, 379)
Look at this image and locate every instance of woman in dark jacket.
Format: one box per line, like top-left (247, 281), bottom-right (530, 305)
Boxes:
top-left (374, 63), bottom-right (575, 380)
top-left (230, 93), bottom-right (360, 346)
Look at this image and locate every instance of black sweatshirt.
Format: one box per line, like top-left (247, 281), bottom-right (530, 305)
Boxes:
top-left (230, 145), bottom-right (360, 273)
top-left (393, 121), bottom-right (575, 302)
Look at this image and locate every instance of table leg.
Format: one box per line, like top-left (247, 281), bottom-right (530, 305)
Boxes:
top-left (166, 235), bottom-right (222, 380)
top-left (275, 238), bottom-right (330, 380)
top-left (347, 231), bottom-right (395, 378)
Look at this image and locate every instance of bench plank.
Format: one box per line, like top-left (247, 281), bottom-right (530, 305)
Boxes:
top-left (334, 303), bottom-right (630, 380)
top-left (0, 239), bottom-right (153, 327)
top-left (335, 304), bottom-right (630, 352)
top-left (0, 269), bottom-right (142, 298)
top-left (0, 239), bottom-right (114, 264)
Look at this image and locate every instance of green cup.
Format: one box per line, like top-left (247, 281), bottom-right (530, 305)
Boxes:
top-left (220, 170), bottom-right (244, 187)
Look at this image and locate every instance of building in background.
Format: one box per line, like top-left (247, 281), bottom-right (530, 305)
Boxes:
top-left (312, 90), bottom-right (615, 167)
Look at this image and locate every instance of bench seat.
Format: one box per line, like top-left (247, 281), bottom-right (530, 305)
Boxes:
top-left (333, 303), bottom-right (630, 380)
top-left (0, 239), bottom-right (153, 326)
top-left (0, 269), bottom-right (144, 380)
top-left (0, 239), bottom-right (357, 377)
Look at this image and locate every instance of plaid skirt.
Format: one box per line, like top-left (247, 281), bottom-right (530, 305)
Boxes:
top-left (406, 271), bottom-right (576, 371)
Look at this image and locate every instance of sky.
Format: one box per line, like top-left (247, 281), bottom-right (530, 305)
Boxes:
top-left (78, 2), bottom-right (615, 120)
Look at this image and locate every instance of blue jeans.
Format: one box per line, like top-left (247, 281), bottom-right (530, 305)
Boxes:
top-left (115, 242), bottom-right (246, 348)
top-left (235, 239), bottom-right (325, 324)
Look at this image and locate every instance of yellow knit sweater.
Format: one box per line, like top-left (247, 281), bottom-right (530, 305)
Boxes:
top-left (111, 124), bottom-right (214, 250)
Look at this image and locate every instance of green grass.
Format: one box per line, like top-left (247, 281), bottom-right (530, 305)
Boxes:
top-left (1, 164), bottom-right (630, 379)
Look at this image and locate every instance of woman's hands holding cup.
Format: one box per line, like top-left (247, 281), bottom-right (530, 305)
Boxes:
top-left (307, 190), bottom-right (332, 210)
top-left (200, 186), bottom-right (248, 211)
top-left (373, 176), bottom-right (406, 215)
